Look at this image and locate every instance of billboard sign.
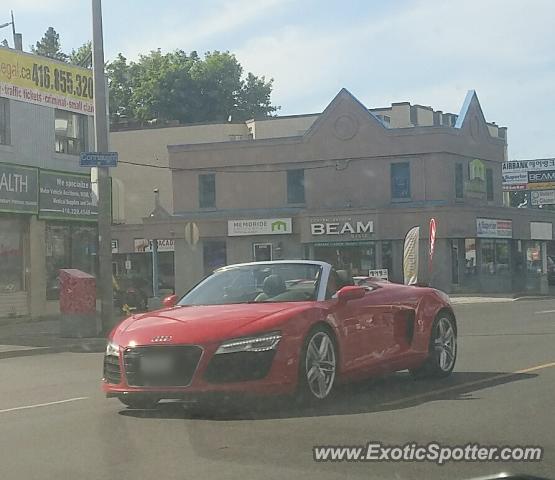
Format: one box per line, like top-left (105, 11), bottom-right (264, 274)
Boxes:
top-left (0, 47), bottom-right (94, 115)
top-left (531, 190), bottom-right (555, 206)
top-left (0, 163), bottom-right (38, 214)
top-left (502, 159), bottom-right (555, 191)
top-left (134, 239), bottom-right (175, 253)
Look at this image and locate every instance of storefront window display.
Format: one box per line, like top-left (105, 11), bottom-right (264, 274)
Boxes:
top-left (464, 239), bottom-right (477, 275)
top-left (526, 241), bottom-right (543, 274)
top-left (314, 242), bottom-right (376, 276)
top-left (480, 239), bottom-right (510, 275)
top-left (0, 217), bottom-right (25, 293)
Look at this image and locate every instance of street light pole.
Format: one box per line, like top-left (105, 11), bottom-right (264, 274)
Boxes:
top-left (91, 0), bottom-right (113, 332)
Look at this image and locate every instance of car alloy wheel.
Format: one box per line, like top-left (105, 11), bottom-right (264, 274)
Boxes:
top-left (304, 330), bottom-right (337, 400)
top-left (411, 313), bottom-right (457, 379)
top-left (434, 316), bottom-right (457, 373)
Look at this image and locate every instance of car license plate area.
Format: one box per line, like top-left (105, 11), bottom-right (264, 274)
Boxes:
top-left (140, 354), bottom-right (174, 376)
top-left (124, 346), bottom-right (202, 387)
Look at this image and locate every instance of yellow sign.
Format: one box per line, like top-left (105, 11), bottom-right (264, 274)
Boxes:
top-left (0, 47), bottom-right (94, 115)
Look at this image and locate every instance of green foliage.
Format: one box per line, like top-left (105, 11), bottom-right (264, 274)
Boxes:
top-left (106, 49), bottom-right (279, 125)
top-left (30, 28), bottom-right (279, 125)
top-left (69, 41), bottom-right (92, 68)
top-left (31, 27), bottom-right (68, 62)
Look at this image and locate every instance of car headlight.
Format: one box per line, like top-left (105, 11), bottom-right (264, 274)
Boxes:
top-left (215, 332), bottom-right (282, 355)
top-left (105, 341), bottom-right (119, 357)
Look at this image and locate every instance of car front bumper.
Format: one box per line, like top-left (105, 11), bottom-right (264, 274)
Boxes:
top-left (102, 339), bottom-right (300, 398)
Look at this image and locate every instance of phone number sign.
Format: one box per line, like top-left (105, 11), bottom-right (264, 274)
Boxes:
top-left (0, 48), bottom-right (94, 116)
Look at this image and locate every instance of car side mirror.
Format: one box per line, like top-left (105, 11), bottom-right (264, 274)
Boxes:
top-left (162, 294), bottom-right (178, 308)
top-left (337, 285), bottom-right (366, 303)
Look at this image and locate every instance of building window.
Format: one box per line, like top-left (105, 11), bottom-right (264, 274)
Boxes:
top-left (391, 162), bottom-right (411, 200)
top-left (486, 168), bottom-right (494, 201)
top-left (46, 223), bottom-right (98, 300)
top-left (0, 218), bottom-right (24, 292)
top-left (203, 240), bottom-right (227, 275)
top-left (480, 239), bottom-right (510, 275)
top-left (55, 109), bottom-right (88, 155)
top-left (0, 98), bottom-right (10, 145)
top-left (526, 241), bottom-right (542, 274)
top-left (464, 238), bottom-right (477, 275)
top-left (455, 163), bottom-right (464, 199)
top-left (287, 169), bottom-right (305, 204)
top-left (199, 174), bottom-right (216, 208)
top-left (451, 240), bottom-right (459, 284)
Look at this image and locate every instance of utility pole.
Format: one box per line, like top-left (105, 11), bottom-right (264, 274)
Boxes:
top-left (91, 0), bottom-right (113, 332)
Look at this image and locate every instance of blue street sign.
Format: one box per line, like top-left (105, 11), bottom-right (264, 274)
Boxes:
top-left (80, 152), bottom-right (118, 167)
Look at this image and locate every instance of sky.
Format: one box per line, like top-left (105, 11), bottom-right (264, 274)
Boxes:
top-left (3, 0), bottom-right (554, 159)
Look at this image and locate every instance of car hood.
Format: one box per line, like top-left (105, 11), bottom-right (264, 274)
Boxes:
top-left (112, 302), bottom-right (309, 347)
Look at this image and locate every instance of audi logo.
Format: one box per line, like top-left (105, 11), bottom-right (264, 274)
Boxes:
top-left (151, 335), bottom-right (173, 343)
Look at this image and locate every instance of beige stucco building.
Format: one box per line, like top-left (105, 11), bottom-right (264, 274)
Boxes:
top-left (113, 88), bottom-right (554, 298)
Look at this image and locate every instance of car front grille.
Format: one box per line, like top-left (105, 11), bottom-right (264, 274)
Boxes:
top-left (123, 345), bottom-right (203, 387)
top-left (103, 355), bottom-right (121, 384)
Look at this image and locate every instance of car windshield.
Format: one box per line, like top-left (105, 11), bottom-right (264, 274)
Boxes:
top-left (178, 263), bottom-right (322, 305)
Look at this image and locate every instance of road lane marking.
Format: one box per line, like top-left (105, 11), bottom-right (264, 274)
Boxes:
top-left (534, 310), bottom-right (555, 314)
top-left (0, 397), bottom-right (88, 414)
top-left (382, 361), bottom-right (555, 407)
top-left (515, 361), bottom-right (555, 374)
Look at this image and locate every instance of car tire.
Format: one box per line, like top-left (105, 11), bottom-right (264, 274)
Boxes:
top-left (410, 313), bottom-right (457, 379)
top-left (118, 396), bottom-right (160, 409)
top-left (296, 326), bottom-right (337, 404)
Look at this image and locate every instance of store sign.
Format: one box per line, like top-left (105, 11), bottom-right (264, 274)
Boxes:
top-left (476, 218), bottom-right (512, 238)
top-left (0, 47), bottom-right (94, 115)
top-left (111, 239), bottom-right (119, 254)
top-left (39, 170), bottom-right (97, 221)
top-left (530, 190), bottom-right (555, 206)
top-left (369, 269), bottom-right (388, 280)
top-left (0, 163), bottom-right (38, 214)
top-left (530, 222), bottom-right (552, 240)
top-left (134, 238), bottom-right (175, 253)
top-left (228, 218), bottom-right (292, 236)
top-left (310, 219), bottom-right (373, 236)
top-left (502, 159), bottom-right (555, 191)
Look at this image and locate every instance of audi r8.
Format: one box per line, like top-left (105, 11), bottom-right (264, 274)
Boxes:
top-left (103, 260), bottom-right (457, 409)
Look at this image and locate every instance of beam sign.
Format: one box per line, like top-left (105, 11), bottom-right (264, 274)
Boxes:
top-left (79, 152), bottom-right (118, 167)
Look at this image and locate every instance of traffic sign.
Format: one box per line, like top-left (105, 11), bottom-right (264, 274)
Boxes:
top-left (80, 152), bottom-right (118, 167)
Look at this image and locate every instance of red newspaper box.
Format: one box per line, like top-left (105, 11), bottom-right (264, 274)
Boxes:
top-left (59, 269), bottom-right (97, 337)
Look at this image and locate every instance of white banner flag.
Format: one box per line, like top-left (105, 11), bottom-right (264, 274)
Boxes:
top-left (403, 226), bottom-right (420, 285)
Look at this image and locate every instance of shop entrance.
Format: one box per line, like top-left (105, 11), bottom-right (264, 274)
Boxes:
top-left (314, 242), bottom-right (376, 276)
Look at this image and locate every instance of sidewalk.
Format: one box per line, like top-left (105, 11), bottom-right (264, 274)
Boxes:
top-left (0, 317), bottom-right (107, 359)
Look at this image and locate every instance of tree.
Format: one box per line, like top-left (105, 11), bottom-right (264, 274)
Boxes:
top-left (69, 41), bottom-right (92, 68)
top-left (105, 49), bottom-right (279, 125)
top-left (31, 27), bottom-right (68, 62)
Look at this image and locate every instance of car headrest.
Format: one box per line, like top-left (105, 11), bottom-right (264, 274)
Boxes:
top-left (336, 270), bottom-right (354, 287)
top-left (263, 274), bottom-right (287, 297)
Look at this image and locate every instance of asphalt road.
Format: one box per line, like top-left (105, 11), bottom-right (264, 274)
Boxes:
top-left (1, 300), bottom-right (554, 480)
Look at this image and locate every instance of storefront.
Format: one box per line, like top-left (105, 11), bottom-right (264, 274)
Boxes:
top-left (0, 163), bottom-right (98, 318)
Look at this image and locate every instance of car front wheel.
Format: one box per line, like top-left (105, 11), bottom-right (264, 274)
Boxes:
top-left (411, 314), bottom-right (457, 379)
top-left (298, 327), bottom-right (337, 403)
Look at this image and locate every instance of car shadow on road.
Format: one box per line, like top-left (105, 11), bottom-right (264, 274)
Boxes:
top-left (119, 370), bottom-right (537, 421)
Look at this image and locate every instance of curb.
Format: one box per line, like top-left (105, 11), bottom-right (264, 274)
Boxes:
top-left (0, 340), bottom-right (106, 360)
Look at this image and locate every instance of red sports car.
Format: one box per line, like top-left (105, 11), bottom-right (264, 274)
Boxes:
top-left (103, 260), bottom-right (457, 409)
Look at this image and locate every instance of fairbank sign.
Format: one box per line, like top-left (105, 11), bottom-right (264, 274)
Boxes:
top-left (228, 218), bottom-right (293, 236)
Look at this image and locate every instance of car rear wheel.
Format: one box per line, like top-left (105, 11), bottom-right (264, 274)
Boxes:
top-left (410, 314), bottom-right (457, 379)
top-left (118, 396), bottom-right (160, 409)
top-left (297, 327), bottom-right (337, 403)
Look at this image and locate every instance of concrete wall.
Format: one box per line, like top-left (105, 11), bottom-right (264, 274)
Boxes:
top-left (248, 115), bottom-right (319, 139)
top-left (110, 123), bottom-right (249, 224)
